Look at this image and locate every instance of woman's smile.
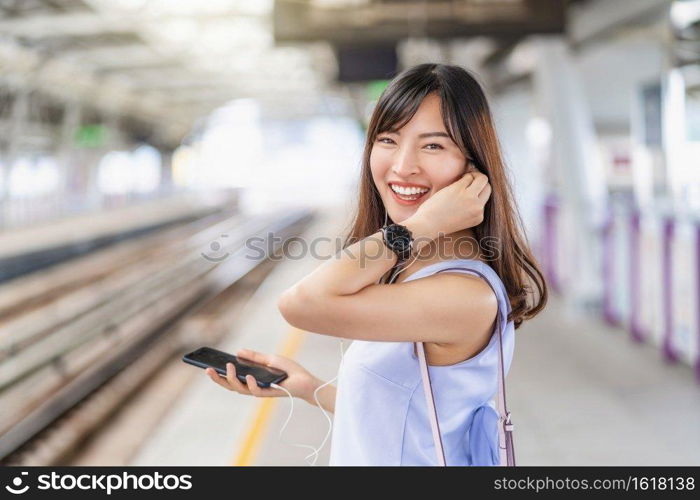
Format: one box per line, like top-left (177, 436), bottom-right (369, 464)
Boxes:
top-left (387, 181), bottom-right (431, 206)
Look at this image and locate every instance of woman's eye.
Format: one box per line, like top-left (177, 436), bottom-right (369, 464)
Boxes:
top-left (376, 138), bottom-right (444, 150)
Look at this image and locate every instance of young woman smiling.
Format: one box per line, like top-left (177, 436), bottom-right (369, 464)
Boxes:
top-left (206, 63), bottom-right (547, 466)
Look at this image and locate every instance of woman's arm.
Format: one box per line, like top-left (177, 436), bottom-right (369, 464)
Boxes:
top-left (278, 213), bottom-right (436, 309)
top-left (303, 377), bottom-right (336, 413)
top-left (278, 171), bottom-right (495, 345)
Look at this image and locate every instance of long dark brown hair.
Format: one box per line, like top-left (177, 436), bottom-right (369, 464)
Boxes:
top-left (342, 63), bottom-right (547, 329)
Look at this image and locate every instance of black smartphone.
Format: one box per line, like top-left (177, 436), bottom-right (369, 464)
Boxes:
top-left (182, 346), bottom-right (288, 388)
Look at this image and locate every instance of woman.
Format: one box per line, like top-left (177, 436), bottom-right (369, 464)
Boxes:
top-left (206, 63), bottom-right (547, 465)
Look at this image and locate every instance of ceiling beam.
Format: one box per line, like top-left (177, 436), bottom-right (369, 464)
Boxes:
top-left (0, 37), bottom-right (191, 145)
top-left (274, 0), bottom-right (566, 44)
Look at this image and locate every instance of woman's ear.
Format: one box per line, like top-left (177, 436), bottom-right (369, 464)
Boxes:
top-left (466, 159), bottom-right (482, 175)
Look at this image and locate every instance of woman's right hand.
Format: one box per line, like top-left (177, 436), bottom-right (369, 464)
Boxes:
top-left (205, 348), bottom-right (321, 403)
top-left (407, 168), bottom-right (492, 237)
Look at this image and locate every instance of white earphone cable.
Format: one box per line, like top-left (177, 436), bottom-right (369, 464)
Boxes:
top-left (270, 339), bottom-right (346, 466)
top-left (268, 382), bottom-right (319, 465)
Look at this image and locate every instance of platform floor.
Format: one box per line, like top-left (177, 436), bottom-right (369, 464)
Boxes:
top-left (129, 207), bottom-right (700, 466)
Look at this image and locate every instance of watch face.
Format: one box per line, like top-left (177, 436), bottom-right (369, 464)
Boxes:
top-left (386, 224), bottom-right (412, 253)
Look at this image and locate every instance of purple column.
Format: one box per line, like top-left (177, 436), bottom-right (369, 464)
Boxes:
top-left (662, 217), bottom-right (678, 362)
top-left (543, 194), bottom-right (561, 294)
top-left (629, 210), bottom-right (645, 342)
top-left (602, 208), bottom-right (620, 326)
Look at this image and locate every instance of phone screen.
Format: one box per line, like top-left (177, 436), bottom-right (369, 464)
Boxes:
top-left (183, 347), bottom-right (287, 386)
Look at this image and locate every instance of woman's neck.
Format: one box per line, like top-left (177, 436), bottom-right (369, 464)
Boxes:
top-left (414, 227), bottom-right (481, 263)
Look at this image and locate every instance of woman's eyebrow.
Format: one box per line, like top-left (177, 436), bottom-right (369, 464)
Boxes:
top-left (418, 132), bottom-right (450, 138)
top-left (384, 130), bottom-right (450, 138)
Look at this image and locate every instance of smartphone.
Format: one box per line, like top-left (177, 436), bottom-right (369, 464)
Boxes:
top-left (182, 346), bottom-right (288, 388)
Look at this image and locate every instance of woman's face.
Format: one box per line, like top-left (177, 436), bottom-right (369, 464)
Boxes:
top-left (370, 92), bottom-right (469, 224)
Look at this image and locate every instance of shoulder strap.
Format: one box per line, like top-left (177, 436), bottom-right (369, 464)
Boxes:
top-left (415, 265), bottom-right (516, 466)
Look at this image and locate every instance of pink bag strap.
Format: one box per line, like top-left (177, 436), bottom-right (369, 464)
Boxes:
top-left (415, 266), bottom-right (516, 466)
top-left (416, 342), bottom-right (446, 465)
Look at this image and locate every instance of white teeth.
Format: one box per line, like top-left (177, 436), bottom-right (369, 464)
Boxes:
top-left (390, 184), bottom-right (429, 196)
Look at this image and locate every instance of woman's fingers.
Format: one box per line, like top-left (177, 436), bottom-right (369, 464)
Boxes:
top-left (205, 365), bottom-right (251, 394)
top-left (245, 375), bottom-right (264, 396)
top-left (206, 361), bottom-right (288, 399)
top-left (225, 362), bottom-right (250, 393)
top-left (466, 172), bottom-right (489, 195)
top-left (460, 171), bottom-right (476, 187)
top-left (237, 348), bottom-right (271, 366)
top-left (206, 368), bottom-right (234, 391)
top-left (477, 181), bottom-right (492, 203)
top-left (237, 348), bottom-right (292, 372)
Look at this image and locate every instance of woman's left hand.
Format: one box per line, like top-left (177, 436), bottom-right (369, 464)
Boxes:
top-left (408, 169), bottom-right (492, 237)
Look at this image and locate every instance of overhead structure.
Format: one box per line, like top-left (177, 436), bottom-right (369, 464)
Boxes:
top-left (0, 0), bottom-right (337, 146)
top-left (0, 0), bottom-right (591, 145)
top-left (273, 0), bottom-right (570, 83)
top-left (274, 0), bottom-right (567, 44)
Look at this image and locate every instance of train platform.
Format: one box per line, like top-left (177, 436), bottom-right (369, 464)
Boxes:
top-left (90, 207), bottom-right (700, 467)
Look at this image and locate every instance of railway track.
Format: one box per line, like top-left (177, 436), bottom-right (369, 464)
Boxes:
top-left (0, 208), bottom-right (314, 464)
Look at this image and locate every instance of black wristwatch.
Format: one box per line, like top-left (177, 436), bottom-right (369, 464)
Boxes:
top-left (380, 223), bottom-right (414, 261)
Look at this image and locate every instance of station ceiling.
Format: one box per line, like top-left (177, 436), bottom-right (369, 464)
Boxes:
top-left (0, 0), bottom-right (580, 146)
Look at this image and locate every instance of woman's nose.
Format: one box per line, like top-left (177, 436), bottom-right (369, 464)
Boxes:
top-left (391, 149), bottom-right (421, 177)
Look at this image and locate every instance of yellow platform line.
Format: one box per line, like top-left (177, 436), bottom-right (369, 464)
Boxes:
top-left (231, 327), bottom-right (306, 466)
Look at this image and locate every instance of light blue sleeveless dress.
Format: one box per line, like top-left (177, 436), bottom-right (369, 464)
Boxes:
top-left (328, 258), bottom-right (515, 466)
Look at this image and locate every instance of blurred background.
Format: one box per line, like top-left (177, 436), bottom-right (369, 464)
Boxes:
top-left (0, 0), bottom-right (698, 466)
